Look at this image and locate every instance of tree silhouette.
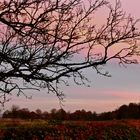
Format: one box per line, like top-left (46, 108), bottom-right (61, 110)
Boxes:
top-left (0, 0), bottom-right (139, 104)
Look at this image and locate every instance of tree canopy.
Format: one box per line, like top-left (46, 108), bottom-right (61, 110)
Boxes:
top-left (0, 0), bottom-right (139, 104)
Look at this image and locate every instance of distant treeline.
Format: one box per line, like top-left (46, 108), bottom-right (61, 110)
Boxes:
top-left (3, 103), bottom-right (140, 120)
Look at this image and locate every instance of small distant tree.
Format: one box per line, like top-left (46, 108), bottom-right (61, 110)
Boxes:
top-left (56, 108), bottom-right (67, 120)
top-left (0, 0), bottom-right (139, 104)
top-left (10, 105), bottom-right (20, 118)
top-left (116, 104), bottom-right (128, 119)
top-left (42, 111), bottom-right (50, 119)
top-left (35, 109), bottom-right (42, 118)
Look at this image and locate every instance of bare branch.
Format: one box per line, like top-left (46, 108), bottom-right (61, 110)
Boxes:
top-left (0, 0), bottom-right (139, 105)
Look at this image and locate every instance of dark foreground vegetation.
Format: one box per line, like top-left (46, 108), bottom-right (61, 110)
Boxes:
top-left (0, 119), bottom-right (140, 140)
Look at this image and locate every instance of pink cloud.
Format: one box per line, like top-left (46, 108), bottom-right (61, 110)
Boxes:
top-left (64, 87), bottom-right (140, 100)
top-left (3, 87), bottom-right (140, 113)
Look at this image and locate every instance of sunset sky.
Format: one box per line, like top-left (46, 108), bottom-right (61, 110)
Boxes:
top-left (4, 0), bottom-right (140, 113)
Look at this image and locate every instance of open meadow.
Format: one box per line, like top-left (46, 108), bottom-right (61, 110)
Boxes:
top-left (0, 119), bottom-right (140, 140)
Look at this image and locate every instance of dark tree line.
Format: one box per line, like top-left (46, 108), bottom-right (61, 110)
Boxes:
top-left (96, 103), bottom-right (140, 120)
top-left (2, 105), bottom-right (97, 120)
top-left (3, 103), bottom-right (140, 120)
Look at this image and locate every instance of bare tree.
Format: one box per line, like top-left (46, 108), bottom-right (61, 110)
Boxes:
top-left (0, 0), bottom-right (139, 105)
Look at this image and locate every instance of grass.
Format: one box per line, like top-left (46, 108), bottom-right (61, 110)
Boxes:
top-left (0, 119), bottom-right (140, 139)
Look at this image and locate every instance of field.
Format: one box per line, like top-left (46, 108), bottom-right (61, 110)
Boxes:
top-left (0, 119), bottom-right (140, 140)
